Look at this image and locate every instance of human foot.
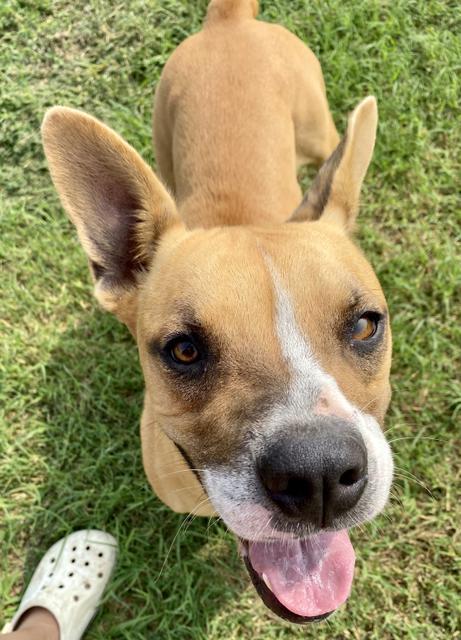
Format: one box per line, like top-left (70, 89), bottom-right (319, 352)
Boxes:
top-left (2, 530), bottom-right (117, 640)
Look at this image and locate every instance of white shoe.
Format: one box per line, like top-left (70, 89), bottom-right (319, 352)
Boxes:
top-left (2, 530), bottom-right (117, 640)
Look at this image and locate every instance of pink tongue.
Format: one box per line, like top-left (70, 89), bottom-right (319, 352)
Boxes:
top-left (248, 530), bottom-right (355, 618)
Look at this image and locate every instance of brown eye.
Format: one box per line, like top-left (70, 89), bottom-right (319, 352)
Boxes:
top-left (352, 314), bottom-right (378, 341)
top-left (170, 339), bottom-right (200, 364)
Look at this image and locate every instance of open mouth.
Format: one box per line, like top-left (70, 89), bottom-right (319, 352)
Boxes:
top-left (240, 530), bottom-right (355, 624)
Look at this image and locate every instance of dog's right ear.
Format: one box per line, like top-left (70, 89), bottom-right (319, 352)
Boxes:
top-left (42, 107), bottom-right (182, 334)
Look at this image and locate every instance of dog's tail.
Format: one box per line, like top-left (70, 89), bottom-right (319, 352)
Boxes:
top-left (205, 0), bottom-right (259, 23)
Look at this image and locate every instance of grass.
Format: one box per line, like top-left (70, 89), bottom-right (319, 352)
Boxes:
top-left (1, 0), bottom-right (460, 638)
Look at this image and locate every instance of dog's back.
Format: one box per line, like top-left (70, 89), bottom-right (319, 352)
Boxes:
top-left (153, 0), bottom-right (339, 228)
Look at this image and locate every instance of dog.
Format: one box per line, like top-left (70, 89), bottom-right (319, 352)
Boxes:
top-left (41, 0), bottom-right (393, 624)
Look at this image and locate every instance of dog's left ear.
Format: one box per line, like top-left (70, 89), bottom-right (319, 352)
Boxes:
top-left (290, 96), bottom-right (377, 231)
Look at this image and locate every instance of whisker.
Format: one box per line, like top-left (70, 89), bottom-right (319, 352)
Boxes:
top-left (154, 468), bottom-right (206, 481)
top-left (171, 484), bottom-right (208, 494)
top-left (357, 395), bottom-right (381, 414)
top-left (154, 495), bottom-right (212, 583)
top-left (387, 435), bottom-right (441, 444)
top-left (393, 472), bottom-right (434, 498)
top-left (389, 489), bottom-right (404, 508)
top-left (383, 423), bottom-right (405, 435)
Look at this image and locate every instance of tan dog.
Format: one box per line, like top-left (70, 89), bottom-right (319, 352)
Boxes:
top-left (41, 0), bottom-right (393, 624)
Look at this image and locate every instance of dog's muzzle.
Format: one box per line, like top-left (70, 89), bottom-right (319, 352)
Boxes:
top-left (202, 412), bottom-right (393, 624)
top-left (237, 418), bottom-right (364, 621)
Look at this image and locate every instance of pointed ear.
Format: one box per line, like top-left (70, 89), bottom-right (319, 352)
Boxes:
top-left (41, 107), bottom-right (182, 332)
top-left (290, 96), bottom-right (378, 231)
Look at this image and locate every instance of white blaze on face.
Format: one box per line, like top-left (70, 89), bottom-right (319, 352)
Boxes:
top-left (263, 257), bottom-right (355, 427)
top-left (203, 257), bottom-right (393, 540)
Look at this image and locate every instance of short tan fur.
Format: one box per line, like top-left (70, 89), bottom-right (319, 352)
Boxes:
top-left (41, 0), bottom-right (392, 522)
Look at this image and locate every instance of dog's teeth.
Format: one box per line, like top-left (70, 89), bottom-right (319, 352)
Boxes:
top-left (262, 573), bottom-right (272, 591)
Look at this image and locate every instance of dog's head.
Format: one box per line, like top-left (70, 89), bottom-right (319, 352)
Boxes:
top-left (42, 97), bottom-right (393, 623)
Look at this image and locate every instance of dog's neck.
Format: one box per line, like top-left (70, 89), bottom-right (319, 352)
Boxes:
top-left (177, 188), bottom-right (286, 229)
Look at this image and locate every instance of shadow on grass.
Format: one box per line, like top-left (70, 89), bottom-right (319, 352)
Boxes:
top-left (23, 309), bottom-right (248, 639)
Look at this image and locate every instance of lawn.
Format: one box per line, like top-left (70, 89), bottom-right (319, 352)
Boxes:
top-left (1, 0), bottom-right (460, 638)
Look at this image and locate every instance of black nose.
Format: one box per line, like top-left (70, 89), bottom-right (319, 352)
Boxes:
top-left (258, 418), bottom-right (368, 527)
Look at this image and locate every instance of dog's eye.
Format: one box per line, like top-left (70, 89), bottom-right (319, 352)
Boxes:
top-left (352, 313), bottom-right (379, 341)
top-left (168, 336), bottom-right (201, 365)
top-left (155, 330), bottom-right (210, 376)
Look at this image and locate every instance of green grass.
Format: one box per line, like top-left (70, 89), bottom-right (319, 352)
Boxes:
top-left (1, 0), bottom-right (460, 638)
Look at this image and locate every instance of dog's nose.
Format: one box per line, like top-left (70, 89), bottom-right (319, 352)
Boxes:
top-left (258, 418), bottom-right (368, 527)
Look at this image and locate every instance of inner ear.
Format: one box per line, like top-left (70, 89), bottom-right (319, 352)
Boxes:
top-left (289, 96), bottom-right (378, 231)
top-left (84, 179), bottom-right (147, 285)
top-left (290, 135), bottom-right (348, 223)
